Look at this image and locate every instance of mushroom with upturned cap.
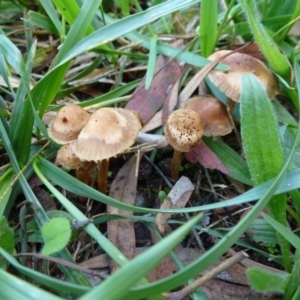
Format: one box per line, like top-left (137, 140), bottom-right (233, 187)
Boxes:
top-left (181, 95), bottom-right (233, 137)
top-left (73, 107), bottom-right (142, 193)
top-left (207, 50), bottom-right (280, 102)
top-left (47, 105), bottom-right (90, 144)
top-left (164, 108), bottom-right (203, 180)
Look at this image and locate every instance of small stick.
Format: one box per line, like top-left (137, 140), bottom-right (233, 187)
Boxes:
top-left (165, 251), bottom-right (249, 300)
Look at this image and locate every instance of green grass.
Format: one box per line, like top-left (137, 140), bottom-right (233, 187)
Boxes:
top-left (1, 0), bottom-right (300, 299)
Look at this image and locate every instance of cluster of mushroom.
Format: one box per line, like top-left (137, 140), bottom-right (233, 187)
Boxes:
top-left (164, 50), bottom-right (280, 179)
top-left (47, 105), bottom-right (142, 196)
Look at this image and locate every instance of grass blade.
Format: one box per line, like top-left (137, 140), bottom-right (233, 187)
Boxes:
top-left (52, 0), bottom-right (102, 64)
top-left (240, 73), bottom-right (290, 271)
top-left (239, 0), bottom-right (290, 81)
top-left (199, 0), bottom-right (218, 57)
top-left (80, 214), bottom-right (203, 300)
top-left (0, 269), bottom-right (62, 300)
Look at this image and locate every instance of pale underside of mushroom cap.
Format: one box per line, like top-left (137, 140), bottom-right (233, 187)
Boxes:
top-left (182, 96), bottom-right (233, 136)
top-left (164, 109), bottom-right (203, 152)
top-left (55, 143), bottom-right (92, 170)
top-left (207, 50), bottom-right (280, 102)
top-left (48, 105), bottom-right (90, 144)
top-left (73, 107), bottom-right (142, 161)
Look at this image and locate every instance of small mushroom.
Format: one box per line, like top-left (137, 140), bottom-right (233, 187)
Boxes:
top-left (74, 107), bottom-right (142, 193)
top-left (164, 109), bottom-right (203, 180)
top-left (181, 95), bottom-right (233, 137)
top-left (55, 143), bottom-right (91, 170)
top-left (207, 50), bottom-right (280, 102)
top-left (47, 105), bottom-right (90, 144)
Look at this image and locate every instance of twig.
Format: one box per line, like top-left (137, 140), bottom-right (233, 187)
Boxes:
top-left (165, 251), bottom-right (249, 300)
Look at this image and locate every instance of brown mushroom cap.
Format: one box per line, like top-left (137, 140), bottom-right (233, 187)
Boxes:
top-left (55, 143), bottom-right (92, 170)
top-left (182, 96), bottom-right (233, 136)
top-left (164, 109), bottom-right (203, 152)
top-left (48, 105), bottom-right (90, 144)
top-left (207, 50), bottom-right (280, 102)
top-left (73, 107), bottom-right (142, 161)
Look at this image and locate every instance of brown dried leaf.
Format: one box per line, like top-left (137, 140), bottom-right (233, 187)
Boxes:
top-left (155, 176), bottom-right (194, 235)
top-left (107, 155), bottom-right (140, 272)
top-left (184, 140), bottom-right (228, 174)
top-left (202, 278), bottom-right (276, 299)
top-left (79, 245), bottom-right (202, 271)
top-left (161, 65), bottom-right (185, 126)
top-left (125, 55), bottom-right (182, 124)
top-left (141, 110), bottom-right (162, 133)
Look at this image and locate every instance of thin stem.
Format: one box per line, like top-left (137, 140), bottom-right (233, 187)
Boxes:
top-left (98, 159), bottom-right (109, 194)
top-left (75, 169), bottom-right (91, 204)
top-left (171, 150), bottom-right (183, 181)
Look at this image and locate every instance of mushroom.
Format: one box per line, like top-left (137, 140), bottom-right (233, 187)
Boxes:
top-left (47, 105), bottom-right (91, 202)
top-left (207, 50), bottom-right (280, 102)
top-left (55, 143), bottom-right (93, 203)
top-left (207, 50), bottom-right (280, 142)
top-left (164, 109), bottom-right (203, 180)
top-left (181, 95), bottom-right (233, 137)
top-left (47, 105), bottom-right (90, 144)
top-left (73, 107), bottom-right (142, 193)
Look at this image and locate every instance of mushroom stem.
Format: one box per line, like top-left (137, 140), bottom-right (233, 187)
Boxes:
top-left (76, 169), bottom-right (91, 204)
top-left (98, 159), bottom-right (109, 194)
top-left (171, 150), bottom-right (183, 181)
top-left (135, 132), bottom-right (169, 149)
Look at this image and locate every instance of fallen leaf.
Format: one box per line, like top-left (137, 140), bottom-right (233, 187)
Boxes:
top-left (125, 55), bottom-right (182, 124)
top-left (161, 65), bottom-right (186, 126)
top-left (184, 140), bottom-right (228, 174)
top-left (202, 278), bottom-right (276, 299)
top-left (107, 155), bottom-right (141, 272)
top-left (79, 245), bottom-right (202, 282)
top-left (155, 176), bottom-right (194, 235)
top-left (141, 110), bottom-right (162, 133)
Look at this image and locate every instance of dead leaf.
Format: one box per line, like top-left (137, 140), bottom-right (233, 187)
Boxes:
top-left (125, 55), bottom-right (182, 124)
top-left (79, 245), bottom-right (202, 282)
top-left (107, 155), bottom-right (141, 272)
top-left (184, 140), bottom-right (228, 174)
top-left (155, 176), bottom-right (194, 235)
top-left (141, 110), bottom-right (162, 132)
top-left (202, 278), bottom-right (276, 299)
top-left (161, 65), bottom-right (187, 126)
